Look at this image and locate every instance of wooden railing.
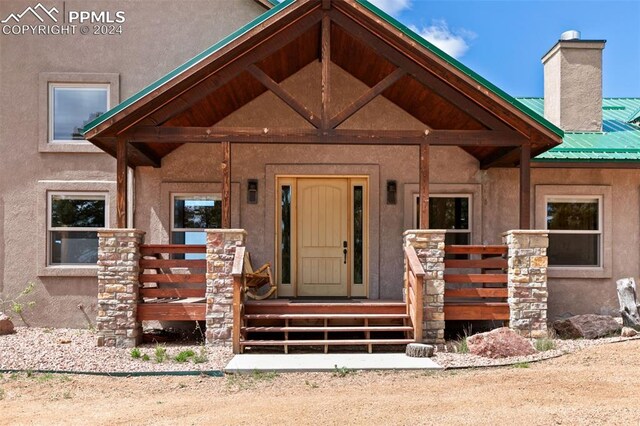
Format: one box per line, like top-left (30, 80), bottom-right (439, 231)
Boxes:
top-left (138, 244), bottom-right (207, 321)
top-left (403, 245), bottom-right (425, 342)
top-left (231, 246), bottom-right (246, 354)
top-left (443, 245), bottom-right (509, 321)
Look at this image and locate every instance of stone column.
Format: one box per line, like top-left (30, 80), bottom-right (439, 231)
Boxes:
top-left (403, 230), bottom-right (446, 344)
top-left (96, 229), bottom-right (145, 348)
top-left (205, 229), bottom-right (247, 345)
top-left (503, 230), bottom-right (549, 338)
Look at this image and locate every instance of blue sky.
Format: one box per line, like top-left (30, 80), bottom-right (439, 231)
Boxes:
top-left (369, 0), bottom-right (640, 98)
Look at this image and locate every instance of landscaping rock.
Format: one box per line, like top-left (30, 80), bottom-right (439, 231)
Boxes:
top-left (406, 343), bottom-right (434, 357)
top-left (0, 313), bottom-right (15, 335)
top-left (621, 327), bottom-right (638, 338)
top-left (553, 314), bottom-right (621, 339)
top-left (466, 327), bottom-right (536, 359)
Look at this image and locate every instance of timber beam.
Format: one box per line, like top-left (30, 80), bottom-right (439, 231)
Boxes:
top-left (127, 127), bottom-right (526, 146)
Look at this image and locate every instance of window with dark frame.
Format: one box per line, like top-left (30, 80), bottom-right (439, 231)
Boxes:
top-left (546, 197), bottom-right (601, 267)
top-left (415, 195), bottom-right (471, 246)
top-left (49, 193), bottom-right (106, 265)
top-left (171, 195), bottom-right (221, 259)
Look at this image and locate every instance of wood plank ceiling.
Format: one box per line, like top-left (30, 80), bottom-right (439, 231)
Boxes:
top-left (85, 0), bottom-right (562, 168)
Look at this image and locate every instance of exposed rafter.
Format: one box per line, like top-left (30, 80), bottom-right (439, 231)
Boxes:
top-left (247, 64), bottom-right (320, 128)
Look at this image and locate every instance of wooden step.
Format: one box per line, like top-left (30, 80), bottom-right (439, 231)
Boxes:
top-left (240, 338), bottom-right (414, 347)
top-left (243, 313), bottom-right (409, 320)
top-left (244, 300), bottom-right (406, 315)
top-left (242, 325), bottom-right (413, 333)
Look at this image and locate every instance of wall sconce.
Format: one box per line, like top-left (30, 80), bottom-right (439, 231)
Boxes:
top-left (386, 180), bottom-right (397, 205)
top-left (247, 179), bottom-right (258, 204)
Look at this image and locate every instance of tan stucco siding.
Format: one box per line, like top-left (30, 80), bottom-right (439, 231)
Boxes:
top-left (0, 0), bottom-right (264, 327)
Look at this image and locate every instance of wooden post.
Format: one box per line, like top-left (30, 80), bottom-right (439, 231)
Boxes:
top-left (519, 143), bottom-right (531, 229)
top-left (321, 14), bottom-right (331, 129)
top-left (116, 137), bottom-right (128, 228)
top-left (221, 141), bottom-right (231, 228)
top-left (419, 143), bottom-right (429, 229)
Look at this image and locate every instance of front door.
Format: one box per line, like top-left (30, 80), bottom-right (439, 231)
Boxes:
top-left (276, 176), bottom-right (368, 298)
top-left (297, 178), bottom-right (349, 296)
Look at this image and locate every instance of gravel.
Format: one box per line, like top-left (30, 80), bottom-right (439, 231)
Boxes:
top-left (0, 327), bottom-right (232, 373)
top-left (434, 335), bottom-right (640, 369)
top-left (1, 327), bottom-right (638, 373)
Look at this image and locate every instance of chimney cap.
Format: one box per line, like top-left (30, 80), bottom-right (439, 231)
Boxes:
top-left (560, 30), bottom-right (581, 41)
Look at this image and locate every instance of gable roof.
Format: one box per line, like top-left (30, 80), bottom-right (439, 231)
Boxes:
top-left (83, 0), bottom-right (563, 168)
top-left (518, 98), bottom-right (640, 162)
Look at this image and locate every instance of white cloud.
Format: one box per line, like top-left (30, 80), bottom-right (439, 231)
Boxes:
top-left (410, 20), bottom-right (476, 59)
top-left (368, 0), bottom-right (412, 16)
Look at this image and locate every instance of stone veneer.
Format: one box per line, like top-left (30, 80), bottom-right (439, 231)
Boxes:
top-left (403, 230), bottom-right (446, 344)
top-left (96, 229), bottom-right (145, 348)
top-left (503, 230), bottom-right (549, 338)
top-left (205, 229), bottom-right (247, 345)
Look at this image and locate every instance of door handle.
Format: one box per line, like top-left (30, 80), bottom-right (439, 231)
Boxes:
top-left (343, 241), bottom-right (348, 264)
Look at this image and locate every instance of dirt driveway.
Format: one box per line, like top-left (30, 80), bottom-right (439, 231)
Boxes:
top-left (2, 340), bottom-right (639, 425)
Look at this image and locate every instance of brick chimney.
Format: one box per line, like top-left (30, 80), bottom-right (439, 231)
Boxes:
top-left (542, 31), bottom-right (606, 132)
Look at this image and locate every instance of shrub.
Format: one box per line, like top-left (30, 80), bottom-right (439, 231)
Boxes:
top-left (534, 337), bottom-right (556, 352)
top-left (154, 345), bottom-right (167, 363)
top-left (174, 350), bottom-right (196, 363)
top-left (130, 348), bottom-right (142, 359)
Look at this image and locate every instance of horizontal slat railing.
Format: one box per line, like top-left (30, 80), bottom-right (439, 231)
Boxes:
top-left (404, 245), bottom-right (424, 342)
top-left (443, 244), bottom-right (509, 321)
top-left (138, 244), bottom-right (207, 321)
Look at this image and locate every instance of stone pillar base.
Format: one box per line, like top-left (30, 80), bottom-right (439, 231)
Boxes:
top-left (403, 230), bottom-right (446, 345)
top-left (503, 230), bottom-right (549, 338)
top-left (205, 229), bottom-right (247, 345)
top-left (96, 229), bottom-right (144, 348)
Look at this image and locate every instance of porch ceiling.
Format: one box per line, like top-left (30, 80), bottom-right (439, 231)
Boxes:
top-left (83, 0), bottom-right (563, 168)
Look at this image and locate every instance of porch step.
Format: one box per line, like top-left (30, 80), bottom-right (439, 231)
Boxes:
top-left (240, 339), bottom-right (414, 347)
top-left (240, 299), bottom-right (413, 353)
top-left (242, 325), bottom-right (413, 333)
top-left (243, 313), bottom-right (409, 320)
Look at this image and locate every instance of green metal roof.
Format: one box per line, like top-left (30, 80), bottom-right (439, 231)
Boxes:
top-left (82, 0), bottom-right (296, 135)
top-left (84, 0), bottom-right (564, 140)
top-left (517, 98), bottom-right (640, 162)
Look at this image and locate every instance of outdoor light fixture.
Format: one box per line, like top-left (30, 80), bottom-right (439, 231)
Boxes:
top-left (386, 180), bottom-right (397, 205)
top-left (247, 179), bottom-right (258, 204)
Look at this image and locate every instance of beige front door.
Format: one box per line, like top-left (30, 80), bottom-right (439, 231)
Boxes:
top-left (297, 178), bottom-right (349, 297)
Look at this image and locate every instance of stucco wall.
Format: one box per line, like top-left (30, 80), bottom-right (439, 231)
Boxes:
top-left (0, 0), bottom-right (264, 327)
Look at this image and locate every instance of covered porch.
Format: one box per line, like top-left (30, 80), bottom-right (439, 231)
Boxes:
top-left (86, 0), bottom-right (560, 352)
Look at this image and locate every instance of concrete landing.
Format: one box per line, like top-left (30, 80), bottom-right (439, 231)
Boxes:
top-left (224, 353), bottom-right (442, 373)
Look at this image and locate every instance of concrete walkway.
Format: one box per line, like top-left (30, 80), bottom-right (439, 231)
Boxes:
top-left (225, 353), bottom-right (442, 373)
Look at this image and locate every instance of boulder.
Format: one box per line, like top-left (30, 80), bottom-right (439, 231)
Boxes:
top-left (0, 313), bottom-right (15, 335)
top-left (466, 327), bottom-right (536, 359)
top-left (621, 327), bottom-right (638, 338)
top-left (553, 314), bottom-right (621, 339)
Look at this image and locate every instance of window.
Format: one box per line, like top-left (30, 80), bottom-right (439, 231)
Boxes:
top-left (49, 83), bottom-right (109, 142)
top-left (48, 193), bottom-right (107, 265)
top-left (545, 196), bottom-right (602, 267)
top-left (414, 194), bottom-right (471, 245)
top-left (171, 195), bottom-right (221, 258)
top-left (280, 185), bottom-right (292, 284)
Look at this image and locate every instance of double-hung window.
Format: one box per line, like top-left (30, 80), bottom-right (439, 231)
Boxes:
top-left (414, 194), bottom-right (471, 245)
top-left (48, 193), bottom-right (107, 265)
top-left (545, 196), bottom-right (602, 267)
top-left (49, 83), bottom-right (109, 143)
top-left (171, 195), bottom-right (221, 258)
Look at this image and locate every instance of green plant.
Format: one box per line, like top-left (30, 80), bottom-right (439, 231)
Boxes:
top-left (513, 362), bottom-right (530, 369)
top-left (457, 337), bottom-right (469, 354)
top-left (130, 348), bottom-right (142, 359)
top-left (333, 365), bottom-right (354, 378)
top-left (36, 373), bottom-right (55, 382)
top-left (193, 346), bottom-right (207, 364)
top-left (154, 345), bottom-right (167, 363)
top-left (174, 349), bottom-right (196, 363)
top-left (142, 354), bottom-right (150, 361)
top-left (0, 282), bottom-right (37, 326)
top-left (534, 337), bottom-right (556, 352)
